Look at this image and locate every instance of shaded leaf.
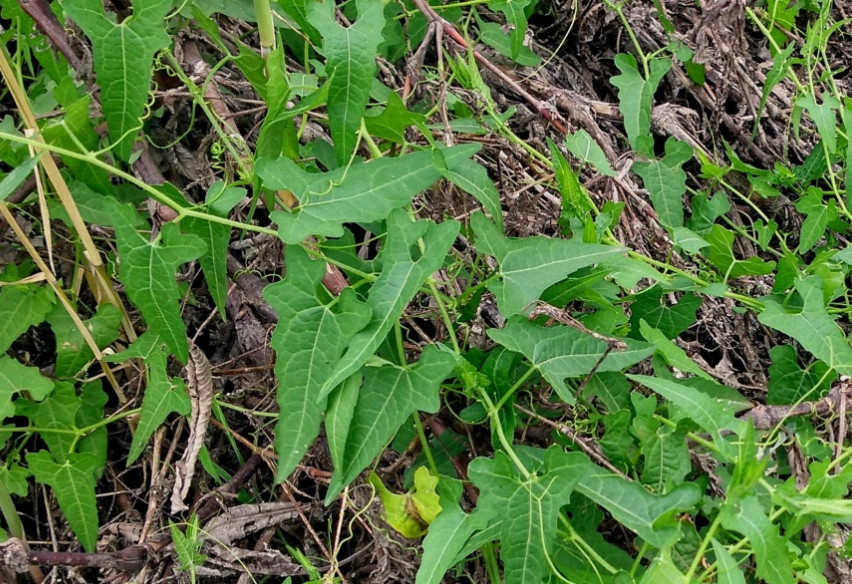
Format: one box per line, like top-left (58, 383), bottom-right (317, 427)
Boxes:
top-left (0, 283), bottom-right (54, 354)
top-left (447, 158), bottom-right (503, 230)
top-left (48, 303), bottom-right (122, 378)
top-left (259, 145), bottom-right (477, 244)
top-left (629, 287), bottom-right (701, 340)
top-left (767, 345), bottom-right (834, 405)
top-left (489, 0), bottom-right (533, 60)
top-left (489, 317), bottom-right (654, 403)
top-left (264, 246), bottom-right (371, 482)
top-left (0, 356), bottom-right (54, 420)
top-left (705, 225), bottom-right (776, 278)
top-left (633, 138), bottom-right (692, 229)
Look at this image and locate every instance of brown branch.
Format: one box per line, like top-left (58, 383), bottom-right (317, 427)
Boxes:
top-left (743, 379), bottom-right (852, 431)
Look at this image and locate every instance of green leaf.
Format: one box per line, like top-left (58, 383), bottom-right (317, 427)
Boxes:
top-left (795, 93), bottom-right (840, 154)
top-left (27, 382), bottom-right (80, 462)
top-left (628, 375), bottom-right (746, 457)
top-left (687, 191), bottom-right (730, 233)
top-left (639, 321), bottom-right (712, 381)
top-left (326, 345), bottom-right (455, 502)
top-left (795, 188), bottom-right (831, 253)
top-left (468, 447), bottom-right (585, 584)
top-left (610, 55), bottom-right (671, 153)
top-left (575, 468), bottom-right (701, 548)
top-left (27, 451), bottom-right (100, 552)
top-left (62, 0), bottom-right (173, 161)
top-left (629, 287), bottom-right (701, 339)
top-left (307, 0), bottom-right (385, 164)
top-left (447, 158), bottom-right (503, 230)
top-left (124, 337), bottom-right (191, 464)
top-left (0, 283), bottom-right (54, 354)
top-left (711, 539), bottom-right (746, 584)
top-left (565, 129), bottom-right (617, 176)
top-left (719, 496), bottom-right (795, 584)
top-left (488, 0), bottom-right (533, 60)
top-left (183, 182), bottom-right (245, 319)
top-left (0, 153), bottom-right (42, 201)
top-left (417, 506), bottom-right (487, 584)
top-left (0, 356), bottom-right (54, 420)
top-left (767, 345), bottom-right (834, 405)
top-left (321, 210), bottom-right (459, 397)
top-left (259, 145), bottom-right (478, 244)
top-left (475, 17), bottom-right (542, 66)
top-left (263, 246), bottom-right (371, 482)
top-left (488, 317), bottom-right (654, 403)
top-left (638, 549), bottom-right (688, 584)
top-left (325, 371), bottom-right (362, 475)
top-left (705, 225), bottom-right (776, 278)
top-left (759, 276), bottom-right (852, 377)
top-left (633, 138), bottom-right (691, 229)
top-left (48, 303), bottom-right (122, 378)
top-left (113, 207), bottom-right (205, 364)
top-left (364, 91), bottom-right (426, 144)
top-left (472, 212), bottom-right (626, 315)
top-left (633, 415), bottom-right (690, 492)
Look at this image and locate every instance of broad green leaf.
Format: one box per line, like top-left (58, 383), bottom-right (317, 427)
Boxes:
top-left (48, 303), bottom-right (122, 378)
top-left (796, 93), bottom-right (840, 154)
top-left (633, 138), bottom-right (692, 228)
top-left (0, 356), bottom-right (54, 419)
top-left (113, 207), bottom-right (205, 364)
top-left (183, 183), bottom-right (246, 319)
top-left (263, 246), bottom-right (371, 482)
top-left (565, 129), bottom-right (617, 177)
top-left (672, 227), bottom-right (709, 253)
top-left (472, 212), bottom-right (625, 315)
top-left (610, 55), bottom-right (671, 153)
top-left (0, 283), bottom-right (54, 354)
top-left (475, 16), bottom-right (542, 66)
top-left (28, 451), bottom-right (100, 552)
top-left (307, 0), bottom-right (385, 164)
top-left (705, 225), bottom-right (776, 278)
top-left (417, 506), bottom-right (487, 584)
top-left (629, 287), bottom-right (701, 340)
top-left (687, 191), bottom-right (730, 232)
top-left (759, 276), bottom-right (852, 377)
top-left (0, 153), bottom-right (42, 201)
top-left (489, 0), bottom-right (533, 60)
top-left (575, 467), bottom-right (701, 548)
top-left (325, 371), bottom-right (362, 474)
top-left (468, 447), bottom-right (586, 584)
top-left (368, 466), bottom-right (441, 538)
top-left (321, 210), bottom-right (459, 396)
top-left (489, 317), bottom-right (654, 403)
top-left (124, 336), bottom-right (191, 464)
top-left (259, 145), bottom-right (478, 244)
top-left (364, 91), bottom-right (426, 144)
top-left (62, 0), bottom-right (172, 161)
top-left (629, 375), bottom-right (747, 451)
top-left (719, 496), bottom-right (795, 584)
top-left (767, 345), bottom-right (834, 405)
top-left (447, 158), bottom-right (503, 230)
top-left (549, 138), bottom-right (593, 222)
top-left (326, 345), bottom-right (455, 502)
top-left (26, 382), bottom-right (80, 462)
top-left (638, 549), bottom-right (688, 584)
top-left (633, 414), bottom-right (690, 492)
top-left (711, 539), bottom-right (746, 584)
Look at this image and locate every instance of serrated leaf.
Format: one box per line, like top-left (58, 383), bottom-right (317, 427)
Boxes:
top-left (259, 145), bottom-right (478, 244)
top-left (719, 496), bottom-right (794, 584)
top-left (326, 345), bottom-right (455, 502)
top-left (263, 246), bottom-right (371, 482)
top-left (575, 468), bottom-right (701, 548)
top-left (113, 207), bottom-right (205, 364)
top-left (62, 0), bottom-right (172, 161)
top-left (125, 336), bottom-right (191, 464)
top-left (0, 356), bottom-right (54, 420)
top-left (759, 276), bottom-right (852, 377)
top-left (307, 0), bottom-right (385, 164)
top-left (183, 183), bottom-right (245, 319)
top-left (447, 158), bottom-right (503, 230)
top-left (628, 374), bottom-right (746, 457)
top-left (488, 317), bottom-right (654, 403)
top-left (767, 345), bottom-right (834, 405)
top-left (633, 138), bottom-right (692, 228)
top-left (0, 283), bottom-right (54, 354)
top-left (28, 451), bottom-right (100, 552)
top-left (489, 0), bottom-right (533, 60)
top-left (610, 55), bottom-right (671, 153)
top-left (321, 210), bottom-right (459, 397)
top-left (565, 129), bottom-right (616, 177)
top-left (48, 303), bottom-right (122, 378)
top-left (472, 212), bottom-right (626, 315)
top-left (468, 447), bottom-right (585, 584)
